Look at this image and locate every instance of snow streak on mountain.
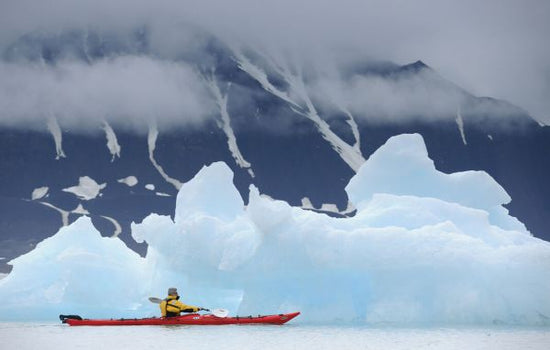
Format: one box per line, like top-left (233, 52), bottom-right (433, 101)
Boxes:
top-left (0, 22), bottom-right (549, 273)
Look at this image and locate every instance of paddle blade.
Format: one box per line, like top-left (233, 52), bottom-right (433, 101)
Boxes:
top-left (211, 308), bottom-right (229, 318)
top-left (148, 297), bottom-right (163, 304)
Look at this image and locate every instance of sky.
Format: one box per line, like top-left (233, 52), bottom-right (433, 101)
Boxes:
top-left (0, 0), bottom-right (549, 128)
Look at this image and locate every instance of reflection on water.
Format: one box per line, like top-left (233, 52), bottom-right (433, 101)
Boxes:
top-left (2, 322), bottom-right (550, 350)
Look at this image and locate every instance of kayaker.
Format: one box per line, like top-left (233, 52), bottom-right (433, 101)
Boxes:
top-left (160, 287), bottom-right (208, 317)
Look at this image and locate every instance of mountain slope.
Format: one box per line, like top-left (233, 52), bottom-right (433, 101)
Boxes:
top-left (1, 29), bottom-right (548, 273)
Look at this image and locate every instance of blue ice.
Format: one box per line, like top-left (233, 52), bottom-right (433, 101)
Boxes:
top-left (1, 134), bottom-right (549, 325)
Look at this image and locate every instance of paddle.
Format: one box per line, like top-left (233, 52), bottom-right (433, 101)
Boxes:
top-left (148, 297), bottom-right (229, 317)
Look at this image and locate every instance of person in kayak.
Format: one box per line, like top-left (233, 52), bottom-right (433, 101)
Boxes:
top-left (160, 287), bottom-right (208, 317)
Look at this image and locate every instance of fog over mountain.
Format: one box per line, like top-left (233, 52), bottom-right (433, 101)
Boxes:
top-left (1, 0), bottom-right (549, 125)
top-left (0, 0), bottom-right (549, 274)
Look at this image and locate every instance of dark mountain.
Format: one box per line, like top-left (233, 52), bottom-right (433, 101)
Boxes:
top-left (1, 29), bottom-right (549, 273)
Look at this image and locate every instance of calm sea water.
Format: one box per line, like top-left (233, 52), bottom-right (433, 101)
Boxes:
top-left (2, 322), bottom-right (549, 350)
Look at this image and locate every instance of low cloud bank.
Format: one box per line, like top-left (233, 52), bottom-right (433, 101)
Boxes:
top-left (0, 56), bottom-right (212, 131)
top-left (1, 0), bottom-right (548, 129)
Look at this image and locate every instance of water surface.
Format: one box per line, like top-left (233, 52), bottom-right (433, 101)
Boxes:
top-left (2, 322), bottom-right (549, 350)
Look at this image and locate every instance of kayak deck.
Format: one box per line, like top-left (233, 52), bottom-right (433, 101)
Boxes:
top-left (60, 312), bottom-right (300, 326)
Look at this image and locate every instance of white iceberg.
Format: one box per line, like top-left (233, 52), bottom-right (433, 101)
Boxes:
top-left (0, 217), bottom-right (148, 320)
top-left (1, 134), bottom-right (549, 325)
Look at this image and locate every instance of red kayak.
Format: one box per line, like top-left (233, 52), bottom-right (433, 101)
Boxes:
top-left (59, 312), bottom-right (300, 326)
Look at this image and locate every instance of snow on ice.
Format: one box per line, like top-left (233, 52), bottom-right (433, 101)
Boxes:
top-left (0, 134), bottom-right (549, 325)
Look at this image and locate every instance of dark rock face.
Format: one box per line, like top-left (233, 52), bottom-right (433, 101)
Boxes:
top-left (1, 116), bottom-right (548, 273)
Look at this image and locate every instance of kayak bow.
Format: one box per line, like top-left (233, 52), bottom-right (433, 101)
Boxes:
top-left (59, 312), bottom-right (300, 326)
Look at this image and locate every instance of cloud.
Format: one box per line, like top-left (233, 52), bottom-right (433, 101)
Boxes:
top-left (1, 0), bottom-right (549, 126)
top-left (314, 71), bottom-right (463, 122)
top-left (0, 56), bottom-right (213, 131)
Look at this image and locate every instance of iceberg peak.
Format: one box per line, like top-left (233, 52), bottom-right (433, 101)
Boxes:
top-left (1, 134), bottom-right (548, 325)
top-left (175, 162), bottom-right (243, 222)
top-left (346, 133), bottom-right (512, 213)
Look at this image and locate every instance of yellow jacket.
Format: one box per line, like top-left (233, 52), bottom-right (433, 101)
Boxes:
top-left (160, 295), bottom-right (200, 317)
